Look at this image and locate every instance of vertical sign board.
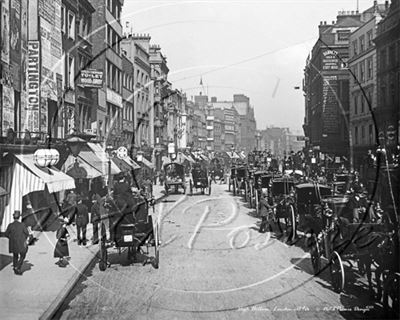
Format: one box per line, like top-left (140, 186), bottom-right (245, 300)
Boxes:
top-left (2, 85), bottom-right (14, 135)
top-left (26, 40), bottom-right (40, 133)
top-left (10, 0), bottom-right (21, 90)
top-left (322, 75), bottom-right (339, 135)
top-left (1, 0), bottom-right (10, 65)
top-left (20, 0), bottom-right (28, 131)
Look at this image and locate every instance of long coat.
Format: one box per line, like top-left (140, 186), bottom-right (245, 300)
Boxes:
top-left (260, 198), bottom-right (273, 218)
top-left (75, 203), bottom-right (89, 226)
top-left (54, 226), bottom-right (69, 258)
top-left (5, 221), bottom-right (29, 254)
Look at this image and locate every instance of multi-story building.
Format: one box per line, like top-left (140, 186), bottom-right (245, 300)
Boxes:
top-left (89, 0), bottom-right (124, 145)
top-left (375, 0), bottom-right (400, 159)
top-left (213, 118), bottom-right (223, 151)
top-left (205, 104), bottom-right (214, 151)
top-left (348, 1), bottom-right (388, 169)
top-left (121, 55), bottom-right (134, 146)
top-left (233, 94), bottom-right (256, 153)
top-left (303, 11), bottom-right (363, 160)
top-left (149, 44), bottom-right (169, 170)
top-left (121, 34), bottom-right (154, 157)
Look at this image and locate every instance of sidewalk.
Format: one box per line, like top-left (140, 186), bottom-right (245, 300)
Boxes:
top-left (0, 185), bottom-right (165, 320)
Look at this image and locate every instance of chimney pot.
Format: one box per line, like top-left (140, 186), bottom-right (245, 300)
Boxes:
top-left (332, 20), bottom-right (335, 24)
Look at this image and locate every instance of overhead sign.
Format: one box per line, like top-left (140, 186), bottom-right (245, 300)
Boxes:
top-left (79, 69), bottom-right (103, 88)
top-left (117, 147), bottom-right (128, 159)
top-left (168, 143), bottom-right (175, 154)
top-left (26, 41), bottom-right (40, 133)
top-left (322, 50), bottom-right (339, 70)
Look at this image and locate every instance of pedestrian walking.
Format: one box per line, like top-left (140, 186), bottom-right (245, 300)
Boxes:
top-left (5, 211), bottom-right (29, 275)
top-left (74, 199), bottom-right (89, 246)
top-left (54, 217), bottom-right (70, 267)
top-left (65, 190), bottom-right (78, 219)
top-left (259, 192), bottom-right (273, 233)
top-left (90, 194), bottom-right (101, 245)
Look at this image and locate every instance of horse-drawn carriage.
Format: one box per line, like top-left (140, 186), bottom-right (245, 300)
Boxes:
top-left (99, 192), bottom-right (160, 271)
top-left (189, 162), bottom-right (211, 195)
top-left (270, 177), bottom-right (297, 241)
top-left (229, 165), bottom-right (248, 197)
top-left (209, 157), bottom-right (224, 182)
top-left (163, 162), bottom-right (186, 195)
top-left (250, 171), bottom-right (274, 214)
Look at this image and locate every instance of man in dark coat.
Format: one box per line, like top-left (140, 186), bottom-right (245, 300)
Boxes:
top-left (5, 211), bottom-right (29, 275)
top-left (90, 195), bottom-right (101, 245)
top-left (74, 199), bottom-right (89, 246)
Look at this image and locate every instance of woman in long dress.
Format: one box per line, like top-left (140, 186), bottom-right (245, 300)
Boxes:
top-left (54, 217), bottom-right (70, 267)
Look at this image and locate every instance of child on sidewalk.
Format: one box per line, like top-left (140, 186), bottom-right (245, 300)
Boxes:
top-left (54, 217), bottom-right (70, 267)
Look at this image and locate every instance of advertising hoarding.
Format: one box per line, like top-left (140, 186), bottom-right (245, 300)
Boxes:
top-left (26, 40), bottom-right (40, 133)
top-left (79, 69), bottom-right (104, 88)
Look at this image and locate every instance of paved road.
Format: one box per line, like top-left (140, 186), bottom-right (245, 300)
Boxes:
top-left (56, 184), bottom-right (383, 320)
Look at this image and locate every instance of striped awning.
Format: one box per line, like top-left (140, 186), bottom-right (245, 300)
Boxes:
top-left (15, 154), bottom-right (76, 193)
top-left (178, 152), bottom-right (195, 163)
top-left (226, 151), bottom-right (240, 159)
top-left (140, 157), bottom-right (155, 170)
top-left (86, 143), bottom-right (121, 175)
top-left (63, 155), bottom-right (102, 179)
top-left (123, 156), bottom-right (141, 170)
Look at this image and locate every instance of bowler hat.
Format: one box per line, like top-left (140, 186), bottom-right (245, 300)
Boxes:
top-left (13, 211), bottom-right (21, 219)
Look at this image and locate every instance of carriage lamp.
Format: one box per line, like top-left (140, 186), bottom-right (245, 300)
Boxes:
top-left (34, 148), bottom-right (60, 167)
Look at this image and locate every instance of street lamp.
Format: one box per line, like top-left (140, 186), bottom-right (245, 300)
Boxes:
top-left (34, 148), bottom-right (60, 167)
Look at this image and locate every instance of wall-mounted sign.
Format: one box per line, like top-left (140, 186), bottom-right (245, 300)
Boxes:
top-left (106, 88), bottom-right (122, 107)
top-left (322, 50), bottom-right (340, 70)
top-left (79, 69), bottom-right (103, 88)
top-left (26, 41), bottom-right (40, 133)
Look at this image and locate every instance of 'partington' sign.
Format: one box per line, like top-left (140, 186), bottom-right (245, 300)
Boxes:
top-left (26, 41), bottom-right (40, 132)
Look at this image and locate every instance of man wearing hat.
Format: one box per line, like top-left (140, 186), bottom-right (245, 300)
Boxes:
top-left (5, 211), bottom-right (29, 275)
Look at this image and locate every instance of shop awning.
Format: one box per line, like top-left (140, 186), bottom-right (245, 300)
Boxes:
top-left (178, 152), bottom-right (195, 163)
top-left (123, 156), bottom-right (141, 170)
top-left (200, 154), bottom-right (209, 161)
top-left (63, 155), bottom-right (102, 179)
top-left (162, 156), bottom-right (171, 167)
top-left (79, 144), bottom-right (120, 175)
top-left (226, 151), bottom-right (240, 159)
top-left (15, 154), bottom-right (76, 193)
top-left (186, 154), bottom-right (196, 163)
top-left (0, 186), bottom-right (8, 197)
top-left (140, 157), bottom-right (155, 170)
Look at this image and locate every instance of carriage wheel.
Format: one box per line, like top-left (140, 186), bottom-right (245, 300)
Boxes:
top-left (228, 178), bottom-right (231, 191)
top-left (255, 190), bottom-right (259, 215)
top-left (310, 235), bottom-right (321, 275)
top-left (153, 220), bottom-right (160, 269)
top-left (383, 272), bottom-right (400, 317)
top-left (165, 184), bottom-right (169, 195)
top-left (330, 251), bottom-right (345, 292)
top-left (208, 179), bottom-right (212, 195)
top-left (99, 223), bottom-right (108, 271)
top-left (233, 179), bottom-right (237, 196)
top-left (189, 180), bottom-right (193, 196)
top-left (286, 204), bottom-right (297, 244)
top-left (183, 184), bottom-right (186, 194)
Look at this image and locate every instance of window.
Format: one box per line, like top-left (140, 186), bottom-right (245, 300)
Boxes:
top-left (352, 40), bottom-right (358, 56)
top-left (367, 30), bottom-right (373, 48)
top-left (367, 58), bottom-right (373, 79)
top-left (359, 35), bottom-right (365, 52)
top-left (361, 96), bottom-right (365, 114)
top-left (68, 11), bottom-right (75, 40)
top-left (68, 55), bottom-right (75, 88)
top-left (337, 30), bottom-right (350, 41)
top-left (360, 61), bottom-right (365, 82)
top-left (369, 124), bottom-right (373, 145)
top-left (355, 126), bottom-right (359, 145)
top-left (61, 5), bottom-right (66, 34)
top-left (361, 126), bottom-right (365, 144)
top-left (354, 95), bottom-right (358, 115)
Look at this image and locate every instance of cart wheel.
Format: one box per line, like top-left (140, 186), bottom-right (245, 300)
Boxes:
top-left (228, 178), bottom-right (231, 192)
top-left (190, 180), bottom-right (193, 196)
top-left (249, 186), bottom-right (253, 207)
top-left (330, 251), bottom-right (345, 292)
top-left (233, 179), bottom-right (237, 196)
top-left (99, 224), bottom-right (107, 271)
top-left (286, 204), bottom-right (297, 243)
top-left (310, 235), bottom-right (321, 275)
top-left (164, 185), bottom-right (169, 195)
top-left (183, 184), bottom-right (186, 194)
top-left (244, 182), bottom-right (248, 200)
top-left (208, 180), bottom-right (212, 196)
top-left (383, 272), bottom-right (400, 317)
top-left (255, 190), bottom-right (259, 215)
top-left (153, 221), bottom-right (160, 269)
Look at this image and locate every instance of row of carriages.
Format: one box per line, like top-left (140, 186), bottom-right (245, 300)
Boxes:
top-left (228, 161), bottom-right (399, 316)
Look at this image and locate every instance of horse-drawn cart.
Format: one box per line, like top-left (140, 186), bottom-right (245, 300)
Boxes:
top-left (189, 162), bottom-right (211, 195)
top-left (99, 193), bottom-right (160, 271)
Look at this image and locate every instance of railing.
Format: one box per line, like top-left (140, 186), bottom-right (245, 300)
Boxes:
top-left (0, 130), bottom-right (48, 145)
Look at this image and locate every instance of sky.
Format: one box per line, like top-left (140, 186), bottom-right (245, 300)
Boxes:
top-left (121, 0), bottom-right (379, 133)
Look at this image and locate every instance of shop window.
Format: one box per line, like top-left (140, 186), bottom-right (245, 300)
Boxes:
top-left (68, 11), bottom-right (75, 40)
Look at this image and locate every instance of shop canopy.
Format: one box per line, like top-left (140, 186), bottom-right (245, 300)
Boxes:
top-left (0, 186), bottom-right (8, 197)
top-left (15, 154), bottom-right (76, 194)
top-left (178, 152), bottom-right (195, 163)
top-left (140, 157), bottom-right (155, 170)
top-left (123, 156), bottom-right (141, 170)
top-left (63, 155), bottom-right (103, 179)
top-left (79, 143), bottom-right (120, 175)
top-left (226, 151), bottom-right (240, 159)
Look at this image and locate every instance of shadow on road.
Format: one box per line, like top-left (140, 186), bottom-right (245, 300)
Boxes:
top-left (0, 254), bottom-right (12, 271)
